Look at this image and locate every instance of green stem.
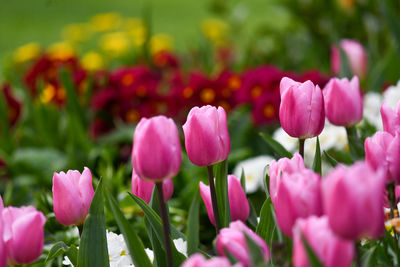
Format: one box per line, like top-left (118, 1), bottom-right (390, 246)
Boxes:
top-left (298, 139), bottom-right (305, 159)
top-left (156, 182), bottom-right (173, 267)
top-left (388, 183), bottom-right (400, 265)
top-left (355, 243), bottom-right (362, 267)
top-left (207, 165), bottom-right (221, 234)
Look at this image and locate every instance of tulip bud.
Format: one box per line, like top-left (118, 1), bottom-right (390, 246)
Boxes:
top-left (322, 162), bottom-right (385, 240)
top-left (2, 206), bottom-right (46, 265)
top-left (132, 171), bottom-right (174, 204)
top-left (183, 105), bottom-right (231, 166)
top-left (365, 131), bottom-right (400, 183)
top-left (269, 153), bottom-right (306, 205)
top-left (323, 76), bottom-right (363, 126)
top-left (182, 254), bottom-right (235, 267)
top-left (0, 197), bottom-right (5, 267)
top-left (274, 169), bottom-right (322, 237)
top-left (132, 115), bottom-right (182, 182)
top-left (199, 175), bottom-right (249, 225)
top-left (293, 216), bottom-right (354, 267)
top-left (216, 220), bottom-right (270, 267)
top-left (381, 102), bottom-right (400, 136)
top-left (52, 167), bottom-right (95, 226)
top-left (331, 39), bottom-right (368, 79)
top-left (279, 78), bottom-right (325, 139)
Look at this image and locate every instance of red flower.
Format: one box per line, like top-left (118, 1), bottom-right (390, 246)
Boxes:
top-left (1, 83), bottom-right (21, 126)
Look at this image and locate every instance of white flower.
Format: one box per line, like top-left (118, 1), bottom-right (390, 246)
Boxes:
top-left (233, 155), bottom-right (275, 193)
top-left (63, 230), bottom-right (155, 267)
top-left (272, 127), bottom-right (298, 152)
top-left (383, 80), bottom-right (400, 109)
top-left (363, 92), bottom-right (383, 130)
top-left (173, 238), bottom-right (187, 257)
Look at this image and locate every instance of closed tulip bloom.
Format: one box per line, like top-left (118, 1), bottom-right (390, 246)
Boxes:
top-left (2, 206), bottom-right (46, 265)
top-left (279, 78), bottom-right (325, 139)
top-left (132, 171), bottom-right (174, 204)
top-left (216, 220), bottom-right (270, 267)
top-left (183, 105), bottom-right (230, 166)
top-left (331, 39), bottom-right (368, 79)
top-left (381, 102), bottom-right (400, 136)
top-left (322, 162), bottom-right (385, 240)
top-left (0, 197), bottom-right (5, 267)
top-left (182, 254), bottom-right (238, 267)
top-left (52, 167), bottom-right (95, 226)
top-left (365, 131), bottom-right (400, 183)
top-left (274, 169), bottom-right (322, 237)
top-left (323, 76), bottom-right (363, 126)
top-left (269, 153), bottom-right (306, 205)
top-left (132, 115), bottom-right (182, 181)
top-left (199, 175), bottom-right (249, 225)
top-left (293, 216), bottom-right (354, 267)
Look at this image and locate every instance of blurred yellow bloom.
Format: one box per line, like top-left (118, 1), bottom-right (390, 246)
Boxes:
top-left (13, 42), bottom-right (41, 63)
top-left (337, 0), bottom-right (356, 10)
top-left (99, 32), bottom-right (130, 57)
top-left (125, 18), bottom-right (147, 47)
top-left (47, 42), bottom-right (75, 60)
top-left (201, 18), bottom-right (229, 45)
top-left (149, 34), bottom-right (173, 55)
top-left (81, 51), bottom-right (104, 71)
top-left (40, 83), bottom-right (56, 103)
top-left (62, 23), bottom-right (92, 43)
top-left (90, 13), bottom-right (122, 32)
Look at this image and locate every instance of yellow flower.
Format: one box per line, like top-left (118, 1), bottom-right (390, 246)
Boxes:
top-left (99, 31), bottom-right (130, 57)
top-left (149, 33), bottom-right (173, 55)
top-left (13, 42), bottom-right (41, 63)
top-left (46, 42), bottom-right (75, 60)
top-left (90, 12), bottom-right (122, 32)
top-left (337, 0), bottom-right (356, 11)
top-left (125, 18), bottom-right (147, 47)
top-left (62, 23), bottom-right (92, 43)
top-left (201, 18), bottom-right (229, 45)
top-left (81, 51), bottom-right (104, 71)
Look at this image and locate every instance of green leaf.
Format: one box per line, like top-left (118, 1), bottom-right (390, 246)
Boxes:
top-left (380, 0), bottom-right (400, 57)
top-left (244, 233), bottom-right (265, 267)
top-left (262, 165), bottom-right (270, 197)
top-left (345, 126), bottom-right (365, 161)
top-left (214, 159), bottom-right (231, 228)
top-left (78, 180), bottom-right (109, 267)
top-left (259, 133), bottom-right (292, 158)
top-left (187, 191), bottom-right (200, 256)
top-left (240, 168), bottom-right (246, 193)
top-left (312, 136), bottom-right (321, 174)
top-left (247, 200), bottom-right (258, 229)
top-left (105, 189), bottom-right (152, 267)
top-left (45, 241), bottom-right (77, 264)
top-left (301, 235), bottom-right (324, 267)
top-left (256, 198), bottom-right (278, 246)
top-left (323, 150), bottom-right (338, 167)
top-left (60, 68), bottom-right (85, 126)
top-left (362, 245), bottom-right (377, 267)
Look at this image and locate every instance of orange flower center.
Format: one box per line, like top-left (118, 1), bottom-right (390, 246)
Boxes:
top-left (200, 88), bottom-right (216, 103)
top-left (251, 86), bottom-right (263, 99)
top-left (263, 104), bottom-right (275, 118)
top-left (183, 87), bottom-right (194, 98)
top-left (121, 74), bottom-right (135, 86)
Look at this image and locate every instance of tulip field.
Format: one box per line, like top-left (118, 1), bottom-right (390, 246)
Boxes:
top-left (2, 0), bottom-right (400, 266)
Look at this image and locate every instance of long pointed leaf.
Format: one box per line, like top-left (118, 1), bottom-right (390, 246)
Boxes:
top-left (312, 136), bottom-right (321, 174)
top-left (187, 192), bottom-right (200, 256)
top-left (259, 133), bottom-right (292, 158)
top-left (214, 159), bottom-right (230, 227)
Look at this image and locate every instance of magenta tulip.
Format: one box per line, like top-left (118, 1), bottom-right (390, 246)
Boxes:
top-left (269, 153), bottom-right (306, 205)
top-left (323, 76), bottom-right (363, 126)
top-left (2, 206), bottom-right (46, 265)
top-left (132, 115), bottom-right (182, 182)
top-left (381, 102), bottom-right (400, 136)
top-left (322, 162), bottom-right (385, 240)
top-left (132, 171), bottom-right (174, 204)
top-left (182, 254), bottom-right (237, 267)
top-left (216, 221), bottom-right (270, 267)
top-left (293, 216), bottom-right (355, 267)
top-left (274, 169), bottom-right (322, 237)
top-left (331, 39), bottom-right (368, 79)
top-left (183, 105), bottom-right (231, 166)
top-left (199, 175), bottom-right (249, 225)
top-left (0, 197), bottom-right (5, 267)
top-left (52, 167), bottom-right (95, 226)
top-left (365, 131), bottom-right (400, 183)
top-left (279, 77), bottom-right (325, 139)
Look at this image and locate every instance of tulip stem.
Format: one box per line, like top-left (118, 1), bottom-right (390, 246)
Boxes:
top-left (388, 183), bottom-right (400, 261)
top-left (355, 243), bottom-right (362, 267)
top-left (207, 165), bottom-right (221, 234)
top-left (77, 225), bottom-right (83, 238)
top-left (156, 182), bottom-right (173, 267)
top-left (298, 139), bottom-right (305, 158)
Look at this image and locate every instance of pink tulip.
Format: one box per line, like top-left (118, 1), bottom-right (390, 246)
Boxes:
top-left (274, 169), bottom-right (322, 237)
top-left (279, 77), bottom-right (325, 139)
top-left (52, 167), bottom-right (95, 226)
top-left (2, 206), bottom-right (46, 265)
top-left (269, 153), bottom-right (306, 205)
top-left (199, 175), bottom-right (249, 225)
top-left (381, 102), bottom-right (400, 136)
top-left (322, 162), bottom-right (385, 240)
top-left (216, 221), bottom-right (270, 267)
top-left (132, 171), bottom-right (174, 204)
top-left (132, 115), bottom-right (182, 182)
top-left (323, 76), bottom-right (363, 126)
top-left (331, 39), bottom-right (368, 79)
top-left (365, 131), bottom-right (400, 183)
top-left (0, 197), bottom-right (5, 267)
top-left (182, 253), bottom-right (239, 267)
top-left (293, 216), bottom-right (355, 267)
top-left (183, 105), bottom-right (230, 166)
